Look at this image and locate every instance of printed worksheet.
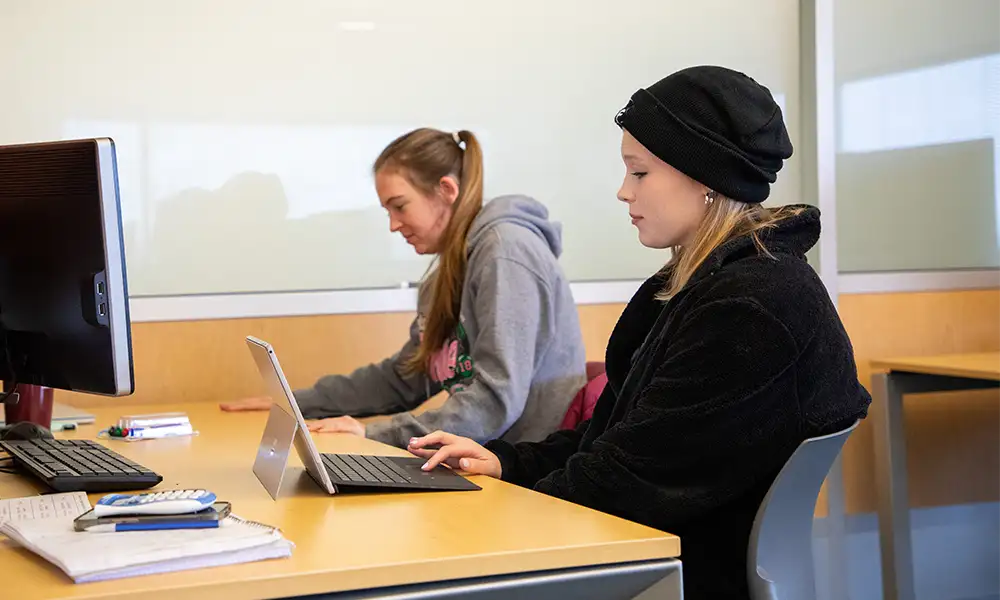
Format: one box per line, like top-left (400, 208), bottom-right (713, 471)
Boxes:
top-left (0, 492), bottom-right (91, 522)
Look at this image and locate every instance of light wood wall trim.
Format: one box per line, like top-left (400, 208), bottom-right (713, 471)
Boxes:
top-left (60, 312), bottom-right (419, 407)
top-left (58, 304), bottom-right (628, 409)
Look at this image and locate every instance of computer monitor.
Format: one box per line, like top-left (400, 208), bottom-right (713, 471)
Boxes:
top-left (0, 138), bottom-right (133, 396)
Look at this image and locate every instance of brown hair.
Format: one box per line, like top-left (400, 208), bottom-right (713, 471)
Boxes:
top-left (658, 196), bottom-right (803, 300)
top-left (373, 128), bottom-right (484, 374)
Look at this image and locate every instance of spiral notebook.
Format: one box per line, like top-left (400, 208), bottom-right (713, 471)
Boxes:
top-left (0, 513), bottom-right (293, 582)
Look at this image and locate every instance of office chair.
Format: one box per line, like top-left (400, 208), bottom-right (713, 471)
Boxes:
top-left (747, 420), bottom-right (860, 600)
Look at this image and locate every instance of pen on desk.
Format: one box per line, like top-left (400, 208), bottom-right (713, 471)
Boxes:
top-left (81, 520), bottom-right (221, 533)
top-left (124, 425), bottom-right (177, 434)
top-left (113, 423), bottom-right (194, 439)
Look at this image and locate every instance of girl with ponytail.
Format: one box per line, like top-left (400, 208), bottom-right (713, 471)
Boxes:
top-left (222, 128), bottom-right (587, 449)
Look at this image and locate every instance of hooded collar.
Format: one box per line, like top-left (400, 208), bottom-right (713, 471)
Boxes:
top-left (687, 204), bottom-right (820, 286)
top-left (467, 195), bottom-right (563, 257)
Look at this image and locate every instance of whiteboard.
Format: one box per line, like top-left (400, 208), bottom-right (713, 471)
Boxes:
top-left (1, 0), bottom-right (800, 296)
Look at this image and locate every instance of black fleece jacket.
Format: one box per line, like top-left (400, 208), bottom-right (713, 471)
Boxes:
top-left (485, 205), bottom-right (871, 599)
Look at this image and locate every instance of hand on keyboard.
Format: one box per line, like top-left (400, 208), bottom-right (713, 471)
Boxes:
top-left (407, 432), bottom-right (501, 478)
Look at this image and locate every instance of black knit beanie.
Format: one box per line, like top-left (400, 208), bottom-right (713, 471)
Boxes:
top-left (615, 65), bottom-right (793, 204)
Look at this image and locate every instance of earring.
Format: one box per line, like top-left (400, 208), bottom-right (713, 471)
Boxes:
top-left (704, 190), bottom-right (717, 206)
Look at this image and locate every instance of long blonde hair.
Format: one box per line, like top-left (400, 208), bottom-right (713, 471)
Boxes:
top-left (659, 197), bottom-right (803, 301)
top-left (373, 128), bottom-right (484, 374)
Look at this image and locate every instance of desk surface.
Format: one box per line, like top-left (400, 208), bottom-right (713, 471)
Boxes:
top-left (871, 352), bottom-right (1000, 381)
top-left (0, 403), bottom-right (680, 600)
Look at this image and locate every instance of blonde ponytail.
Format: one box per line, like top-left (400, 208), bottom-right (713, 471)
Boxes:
top-left (373, 128), bottom-right (485, 374)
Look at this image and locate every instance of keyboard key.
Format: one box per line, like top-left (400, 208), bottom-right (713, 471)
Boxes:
top-left (343, 455), bottom-right (379, 482)
top-left (321, 455), bottom-right (351, 481)
top-left (377, 457), bottom-right (415, 483)
top-left (331, 455), bottom-right (364, 482)
top-left (369, 458), bottom-right (405, 484)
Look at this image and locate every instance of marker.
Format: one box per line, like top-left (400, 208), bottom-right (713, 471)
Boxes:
top-left (127, 424), bottom-right (194, 438)
top-left (109, 423), bottom-right (194, 439)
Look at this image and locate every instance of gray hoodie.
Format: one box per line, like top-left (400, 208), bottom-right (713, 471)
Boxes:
top-left (294, 195), bottom-right (587, 448)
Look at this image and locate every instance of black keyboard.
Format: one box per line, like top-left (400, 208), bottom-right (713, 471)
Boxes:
top-left (322, 453), bottom-right (414, 485)
top-left (0, 439), bottom-right (163, 493)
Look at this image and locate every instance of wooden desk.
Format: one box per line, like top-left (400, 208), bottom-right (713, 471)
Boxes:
top-left (0, 404), bottom-right (681, 600)
top-left (869, 353), bottom-right (1000, 600)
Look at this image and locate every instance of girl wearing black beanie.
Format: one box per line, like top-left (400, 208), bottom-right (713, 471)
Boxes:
top-left (408, 66), bottom-right (871, 599)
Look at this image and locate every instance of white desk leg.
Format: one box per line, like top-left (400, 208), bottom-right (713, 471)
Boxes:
top-left (871, 372), bottom-right (915, 600)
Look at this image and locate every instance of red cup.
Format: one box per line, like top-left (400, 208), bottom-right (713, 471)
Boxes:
top-left (4, 383), bottom-right (54, 430)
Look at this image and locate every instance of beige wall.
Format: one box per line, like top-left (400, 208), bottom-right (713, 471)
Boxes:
top-left (59, 304), bottom-right (624, 408)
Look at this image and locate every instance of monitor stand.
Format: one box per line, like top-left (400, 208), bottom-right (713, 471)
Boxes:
top-left (253, 403), bottom-right (297, 500)
top-left (0, 380), bottom-right (17, 437)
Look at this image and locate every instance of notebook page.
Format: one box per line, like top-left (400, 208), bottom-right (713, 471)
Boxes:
top-left (0, 515), bottom-right (287, 579)
top-left (0, 492), bottom-right (90, 522)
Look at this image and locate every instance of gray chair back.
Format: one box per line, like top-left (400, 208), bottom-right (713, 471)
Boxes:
top-left (748, 420), bottom-right (860, 600)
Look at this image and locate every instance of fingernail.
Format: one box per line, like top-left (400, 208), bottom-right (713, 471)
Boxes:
top-left (409, 438), bottom-right (418, 446)
top-left (422, 462), bottom-right (430, 470)
top-left (460, 459), bottom-right (470, 469)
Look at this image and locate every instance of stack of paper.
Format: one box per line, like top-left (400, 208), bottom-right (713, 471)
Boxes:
top-left (1, 505), bottom-right (293, 582)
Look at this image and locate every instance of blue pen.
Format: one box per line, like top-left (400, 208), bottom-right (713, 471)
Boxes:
top-left (121, 423), bottom-right (194, 439)
top-left (83, 520), bottom-right (221, 533)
